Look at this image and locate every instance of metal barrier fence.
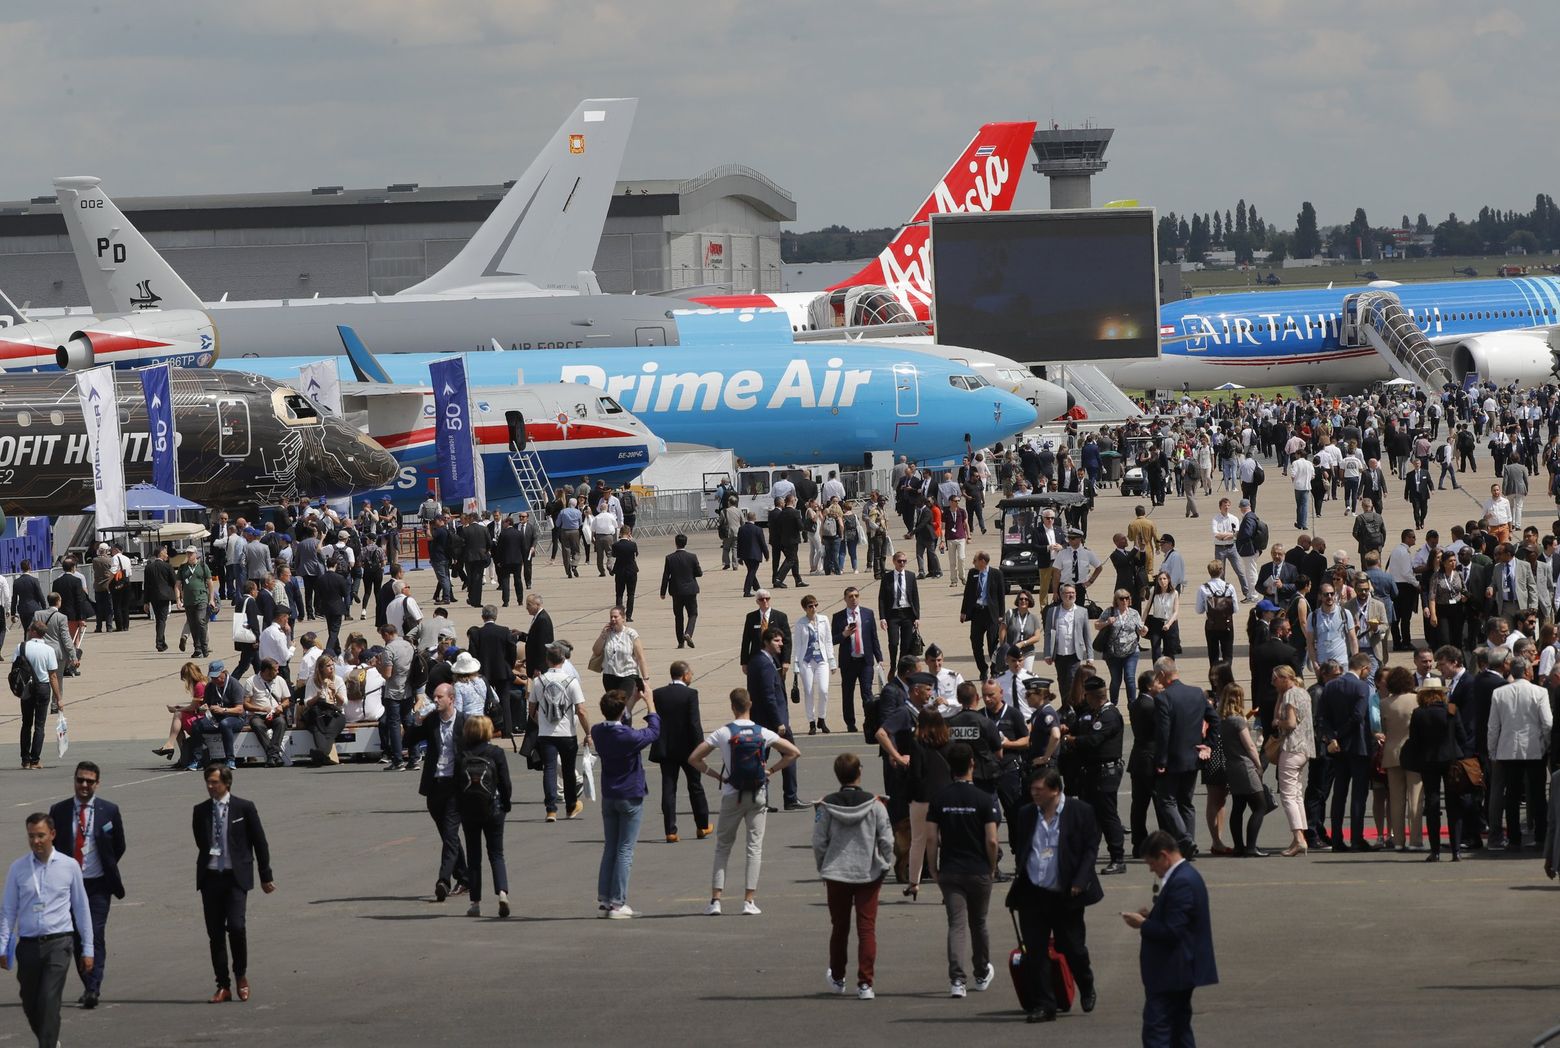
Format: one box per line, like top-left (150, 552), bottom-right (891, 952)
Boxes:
top-left (631, 487), bottom-right (719, 537)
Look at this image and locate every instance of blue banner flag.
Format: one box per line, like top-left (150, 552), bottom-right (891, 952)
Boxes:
top-left (139, 363), bottom-right (179, 495)
top-left (429, 357), bottom-right (477, 503)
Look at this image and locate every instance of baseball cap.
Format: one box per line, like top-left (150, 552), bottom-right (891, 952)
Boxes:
top-left (207, 660), bottom-right (225, 675)
top-left (1256, 599), bottom-right (1281, 613)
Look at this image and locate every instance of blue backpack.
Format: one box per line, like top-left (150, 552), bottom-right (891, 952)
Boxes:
top-left (724, 723), bottom-right (769, 795)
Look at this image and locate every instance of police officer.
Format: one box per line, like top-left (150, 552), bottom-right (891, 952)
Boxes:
top-left (1066, 675), bottom-right (1127, 874)
top-left (1021, 677), bottom-right (1062, 778)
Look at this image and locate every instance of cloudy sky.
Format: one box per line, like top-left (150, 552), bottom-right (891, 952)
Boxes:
top-left (2, 1), bottom-right (1554, 232)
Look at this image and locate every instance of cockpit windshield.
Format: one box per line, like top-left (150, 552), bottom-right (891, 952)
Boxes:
top-left (273, 388), bottom-right (323, 426)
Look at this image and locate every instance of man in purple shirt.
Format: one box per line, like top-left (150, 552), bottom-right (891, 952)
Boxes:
top-left (589, 688), bottom-right (661, 919)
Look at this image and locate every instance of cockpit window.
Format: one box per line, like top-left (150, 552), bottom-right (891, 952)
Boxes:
top-left (965, 373), bottom-right (990, 389)
top-left (273, 389), bottom-right (322, 426)
top-left (948, 376), bottom-right (970, 391)
top-left (598, 396), bottom-right (625, 415)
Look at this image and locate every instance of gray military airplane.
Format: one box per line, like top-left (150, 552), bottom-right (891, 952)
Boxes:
top-left (0, 370), bottom-right (398, 515)
top-left (0, 98), bottom-right (686, 371)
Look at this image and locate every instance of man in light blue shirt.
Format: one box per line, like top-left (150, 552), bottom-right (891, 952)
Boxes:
top-left (0, 812), bottom-right (94, 1048)
top-left (1027, 791), bottom-right (1066, 889)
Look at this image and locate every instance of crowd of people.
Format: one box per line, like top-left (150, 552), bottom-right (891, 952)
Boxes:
top-left (11, 379), bottom-right (1560, 1044)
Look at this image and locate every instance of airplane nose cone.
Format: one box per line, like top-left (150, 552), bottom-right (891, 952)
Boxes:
top-left (991, 390), bottom-right (1039, 438)
top-left (301, 422), bottom-right (400, 498)
top-left (356, 434), bottom-right (400, 489)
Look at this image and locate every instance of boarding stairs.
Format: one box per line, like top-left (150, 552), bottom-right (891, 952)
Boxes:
top-left (506, 450), bottom-right (554, 527)
top-left (1341, 291), bottom-right (1454, 393)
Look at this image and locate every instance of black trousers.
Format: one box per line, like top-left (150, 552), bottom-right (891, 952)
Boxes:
top-left (1014, 890), bottom-right (1095, 1012)
top-left (968, 607), bottom-right (999, 679)
top-left (672, 594), bottom-right (697, 643)
top-left (1153, 770), bottom-right (1198, 852)
top-left (1422, 766), bottom-right (1462, 856)
top-left (1304, 752), bottom-right (1335, 845)
top-left (1143, 988), bottom-right (1197, 1048)
top-left (324, 613), bottom-right (344, 656)
top-left (200, 871), bottom-right (249, 989)
top-left (773, 545), bottom-right (802, 585)
top-left (1053, 654), bottom-right (1080, 702)
top-left (302, 705), bottom-right (346, 762)
top-left (885, 612), bottom-right (916, 668)
top-left (459, 807), bottom-right (508, 903)
top-left (1085, 762), bottom-right (1125, 862)
top-left (1205, 628), bottom-right (1232, 667)
top-left (838, 656), bottom-right (874, 731)
top-left (76, 879), bottom-right (112, 994)
top-left (613, 572), bottom-right (637, 620)
top-left (150, 598), bottom-right (171, 649)
top-left (464, 562), bottom-right (486, 606)
top-left (19, 682), bottom-right (49, 764)
top-left (1230, 791), bottom-right (1266, 852)
top-left (1391, 585), bottom-right (1419, 648)
top-left (741, 558), bottom-right (762, 596)
top-left (660, 759), bottom-right (712, 835)
top-left (1500, 758), bottom-right (1548, 846)
top-left (1129, 768), bottom-right (1155, 856)
top-left (425, 778), bottom-right (469, 887)
top-left (112, 586), bottom-right (130, 631)
top-left (1329, 752), bottom-right (1371, 847)
top-left (16, 933), bottom-right (73, 1046)
top-left (497, 564), bottom-right (524, 606)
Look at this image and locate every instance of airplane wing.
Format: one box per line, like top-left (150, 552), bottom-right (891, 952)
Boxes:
top-left (399, 98), bottom-right (637, 298)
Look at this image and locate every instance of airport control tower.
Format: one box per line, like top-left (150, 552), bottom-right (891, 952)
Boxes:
top-left (1030, 123), bottom-right (1112, 209)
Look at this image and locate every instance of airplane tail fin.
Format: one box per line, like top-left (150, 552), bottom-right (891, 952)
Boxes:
top-left (401, 98), bottom-right (638, 297)
top-left (337, 325), bottom-right (392, 384)
top-left (825, 120), bottom-right (1036, 311)
top-left (53, 176), bottom-right (205, 315)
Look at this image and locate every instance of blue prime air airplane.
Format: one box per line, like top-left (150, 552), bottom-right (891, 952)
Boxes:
top-left (1095, 274), bottom-right (1560, 391)
top-left (219, 309), bottom-right (1039, 466)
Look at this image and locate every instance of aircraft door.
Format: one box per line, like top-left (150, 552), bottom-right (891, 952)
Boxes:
top-left (636, 327), bottom-right (667, 346)
top-left (506, 410), bottom-right (527, 452)
top-left (217, 398), bottom-right (251, 459)
top-left (893, 364), bottom-right (920, 417)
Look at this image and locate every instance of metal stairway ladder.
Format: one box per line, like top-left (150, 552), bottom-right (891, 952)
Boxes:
top-left (507, 450), bottom-right (555, 523)
top-left (1342, 290), bottom-right (1454, 393)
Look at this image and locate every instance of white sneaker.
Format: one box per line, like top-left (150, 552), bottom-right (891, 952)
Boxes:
top-left (857, 984), bottom-right (875, 1001)
top-left (972, 963), bottom-right (995, 991)
top-left (606, 905), bottom-right (636, 920)
top-left (949, 981), bottom-right (967, 998)
top-left (704, 899), bottom-right (722, 916)
top-left (825, 969), bottom-right (846, 995)
top-left (742, 899), bottom-right (762, 916)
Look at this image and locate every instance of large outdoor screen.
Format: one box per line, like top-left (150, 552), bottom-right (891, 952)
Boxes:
top-left (931, 208), bottom-right (1159, 363)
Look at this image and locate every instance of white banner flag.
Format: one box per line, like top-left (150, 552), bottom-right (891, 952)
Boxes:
top-left (76, 365), bottom-right (126, 530)
top-left (298, 360), bottom-right (354, 516)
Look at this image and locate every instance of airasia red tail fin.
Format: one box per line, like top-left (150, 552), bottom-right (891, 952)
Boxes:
top-left (826, 120), bottom-right (1037, 309)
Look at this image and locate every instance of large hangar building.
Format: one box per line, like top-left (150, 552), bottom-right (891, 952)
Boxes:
top-left (0, 165), bottom-right (795, 310)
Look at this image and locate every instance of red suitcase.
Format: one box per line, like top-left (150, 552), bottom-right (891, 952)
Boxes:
top-left (1008, 911), bottom-right (1076, 1013)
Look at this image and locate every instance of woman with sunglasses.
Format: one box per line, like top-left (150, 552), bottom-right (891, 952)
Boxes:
top-left (1093, 589), bottom-right (1148, 707)
top-left (998, 591), bottom-right (1042, 673)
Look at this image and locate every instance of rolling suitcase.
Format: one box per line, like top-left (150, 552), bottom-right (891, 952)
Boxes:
top-left (1007, 910), bottom-right (1076, 1013)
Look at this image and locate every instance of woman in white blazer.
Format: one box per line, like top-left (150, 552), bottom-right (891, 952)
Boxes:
top-left (793, 595), bottom-right (838, 734)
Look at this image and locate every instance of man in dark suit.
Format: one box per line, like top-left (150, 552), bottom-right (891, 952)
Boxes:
top-left (192, 764), bottom-right (274, 1003)
top-left (11, 559), bottom-right (46, 630)
top-left (746, 628), bottom-right (802, 810)
top-left (1404, 462), bottom-right (1433, 529)
top-left (1250, 616), bottom-right (1304, 727)
top-left (877, 550), bottom-right (921, 669)
top-left (959, 551), bottom-right (1005, 680)
top-left (651, 662), bottom-right (710, 841)
top-left (767, 497), bottom-right (805, 588)
top-left (316, 564), bottom-right (351, 657)
top-left (403, 683), bottom-right (469, 898)
top-left (831, 586), bottom-right (881, 734)
top-left (1004, 767), bottom-right (1102, 1023)
top-left (519, 592), bottom-right (554, 678)
top-left (735, 512), bottom-right (769, 597)
top-left (49, 760), bottom-right (126, 1009)
top-left (144, 546), bottom-right (179, 653)
top-left (1152, 659), bottom-right (1215, 856)
top-left (461, 514), bottom-right (492, 607)
top-left (738, 591), bottom-right (791, 677)
top-left (494, 515), bottom-right (527, 607)
top-left (472, 605), bottom-right (520, 739)
top-left (659, 533), bottom-right (704, 648)
top-left (1318, 651), bottom-right (1375, 850)
top-left (1123, 831), bottom-right (1218, 1048)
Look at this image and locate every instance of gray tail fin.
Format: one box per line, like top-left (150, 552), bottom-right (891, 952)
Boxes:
top-left (399, 98), bottom-right (637, 297)
top-left (53, 176), bottom-right (205, 315)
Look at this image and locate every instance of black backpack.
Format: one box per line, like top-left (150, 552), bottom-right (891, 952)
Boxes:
top-left (459, 750), bottom-right (498, 804)
top-left (1251, 462), bottom-right (1266, 485)
top-left (8, 649), bottom-right (38, 698)
top-left (1250, 516), bottom-right (1270, 552)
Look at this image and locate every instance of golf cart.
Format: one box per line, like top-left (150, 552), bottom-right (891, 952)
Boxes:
top-left (1116, 435), bottom-right (1157, 497)
top-left (995, 492), bottom-right (1088, 596)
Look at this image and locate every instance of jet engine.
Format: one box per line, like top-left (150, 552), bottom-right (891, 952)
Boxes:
top-left (1450, 333), bottom-right (1559, 386)
top-left (56, 309), bottom-right (217, 371)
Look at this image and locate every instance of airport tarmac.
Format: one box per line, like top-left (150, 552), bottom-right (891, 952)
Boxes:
top-left (0, 471), bottom-right (1554, 1046)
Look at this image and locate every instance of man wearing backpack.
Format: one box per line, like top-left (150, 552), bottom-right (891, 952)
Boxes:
top-left (14, 621), bottom-right (62, 770)
top-left (1195, 562), bottom-right (1238, 667)
top-left (689, 688), bottom-right (800, 916)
